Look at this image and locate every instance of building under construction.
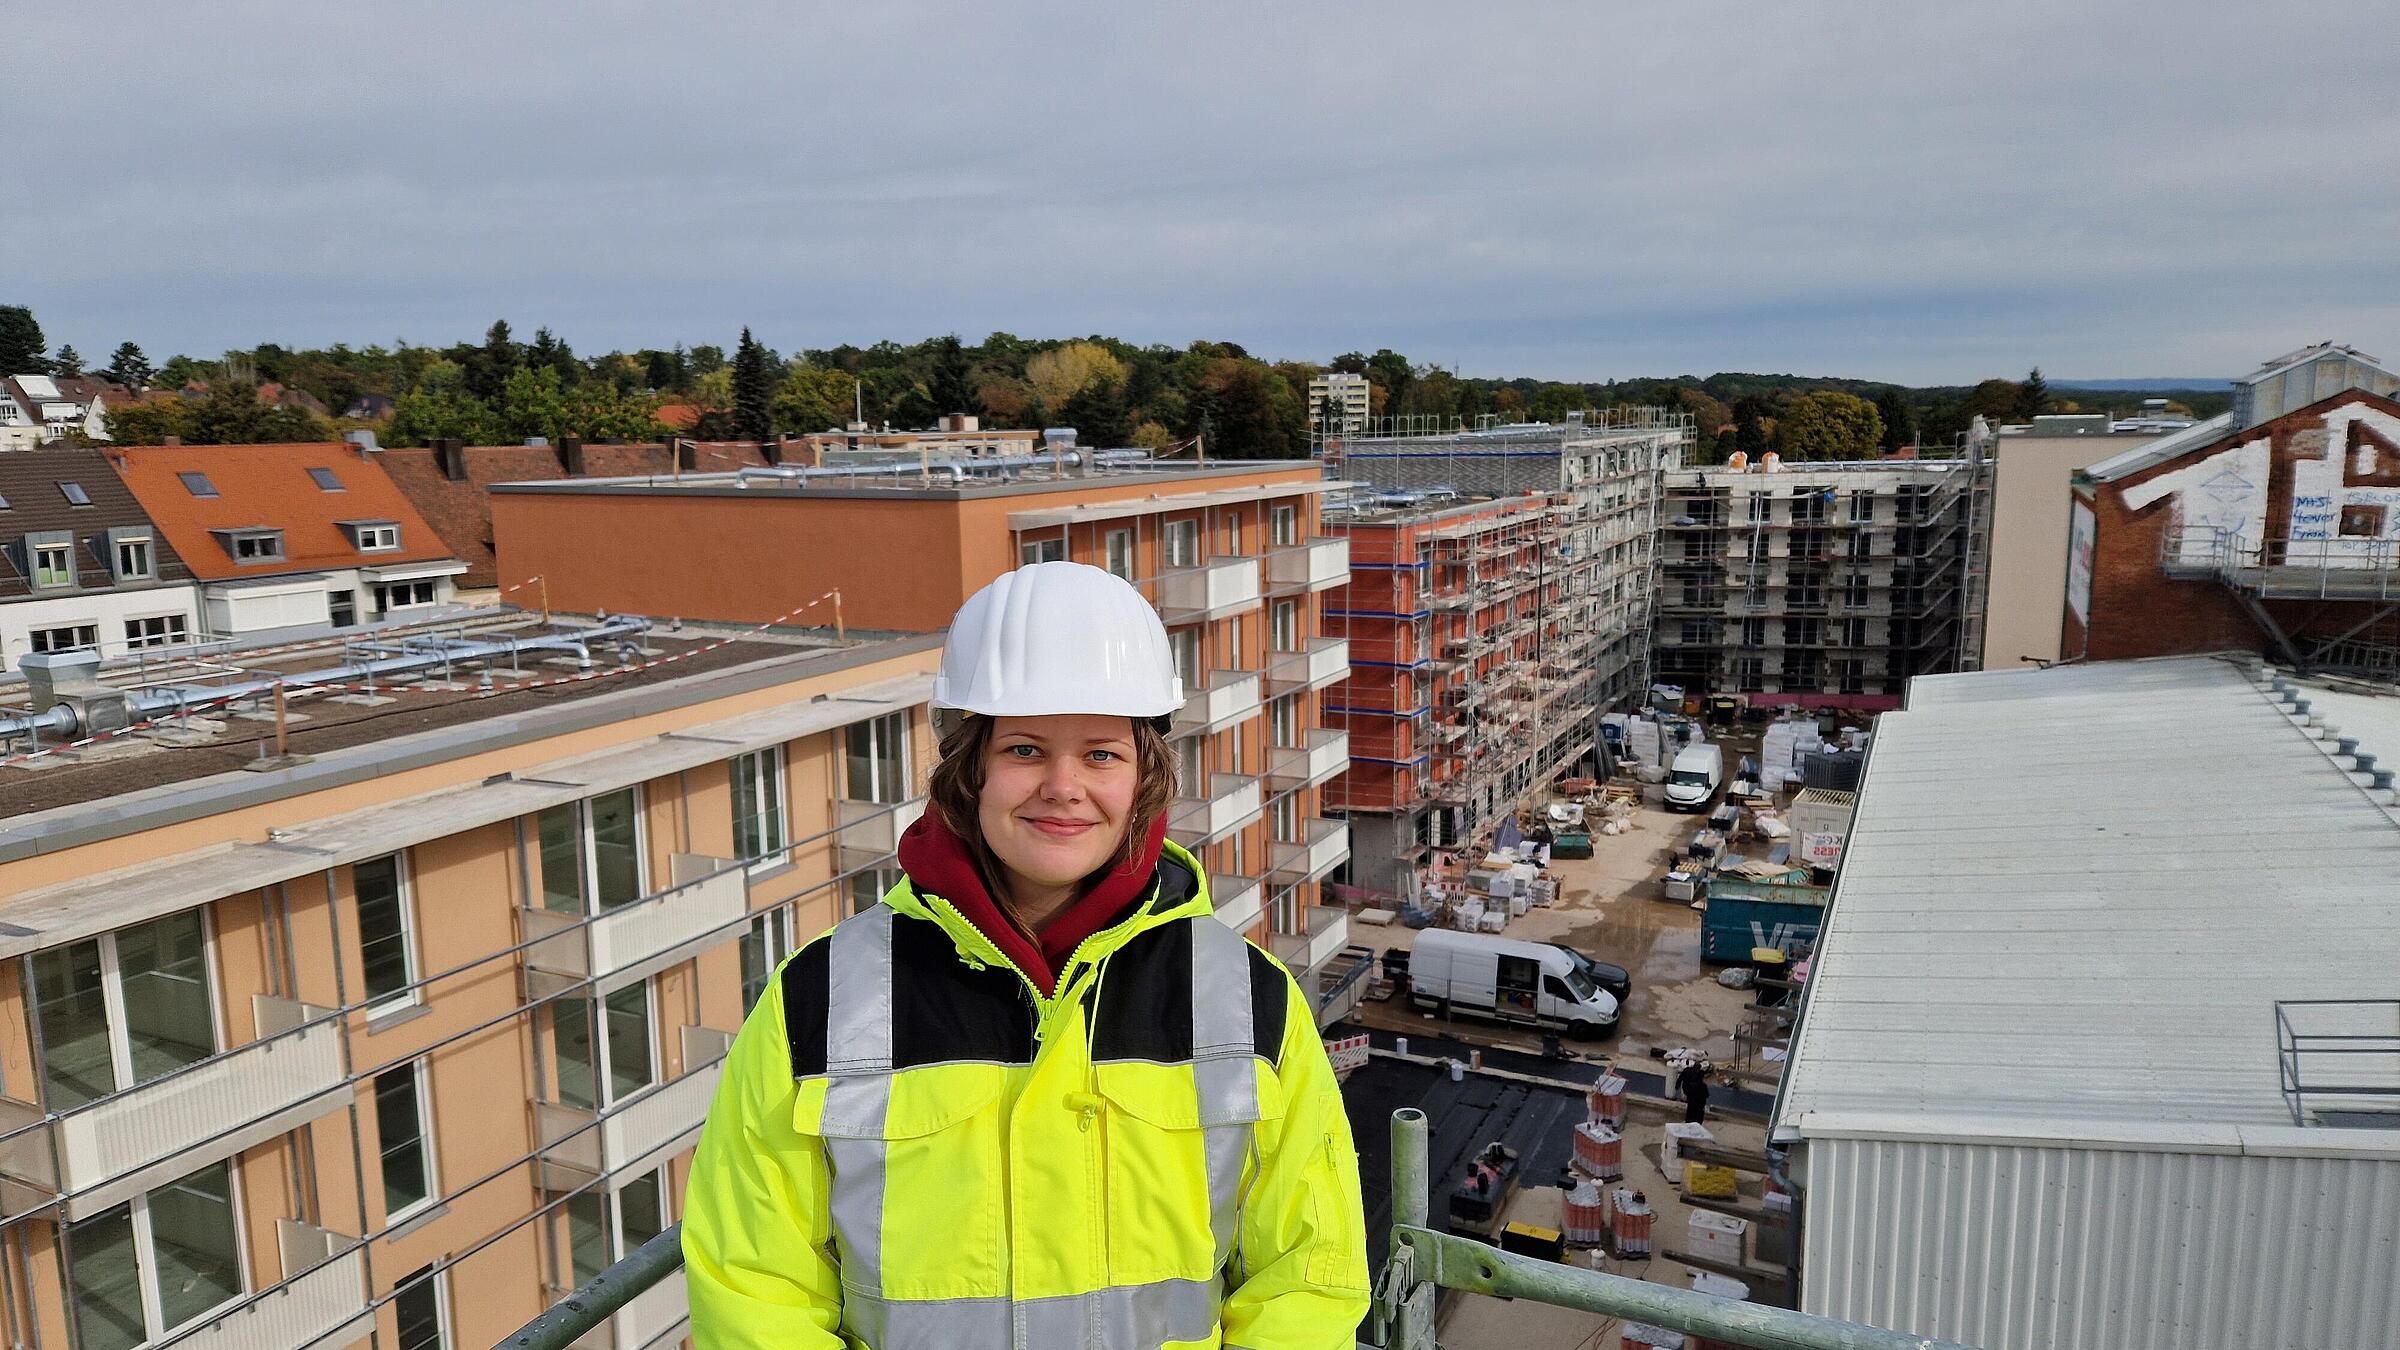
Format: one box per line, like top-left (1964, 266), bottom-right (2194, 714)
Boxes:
top-left (1654, 454), bottom-right (1989, 703)
top-left (1319, 410), bottom-right (1691, 893)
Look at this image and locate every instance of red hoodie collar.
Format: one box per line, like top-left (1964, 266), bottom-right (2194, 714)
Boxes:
top-left (895, 811), bottom-right (1170, 996)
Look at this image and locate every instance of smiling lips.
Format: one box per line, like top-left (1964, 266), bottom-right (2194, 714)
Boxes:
top-left (1024, 816), bottom-right (1100, 838)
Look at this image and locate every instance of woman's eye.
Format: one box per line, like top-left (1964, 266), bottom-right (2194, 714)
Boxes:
top-left (1005, 744), bottom-right (1040, 758)
top-left (1088, 749), bottom-right (1121, 763)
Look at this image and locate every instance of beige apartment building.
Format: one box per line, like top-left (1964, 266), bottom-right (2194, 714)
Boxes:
top-left (0, 452), bottom-right (1362, 1349)
top-left (1978, 419), bottom-right (2164, 668)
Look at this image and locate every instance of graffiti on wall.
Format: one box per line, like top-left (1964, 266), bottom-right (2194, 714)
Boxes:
top-left (2121, 404), bottom-right (2400, 566)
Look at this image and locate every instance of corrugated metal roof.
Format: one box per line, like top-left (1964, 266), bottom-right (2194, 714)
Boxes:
top-left (1775, 656), bottom-right (2400, 1151)
top-left (2077, 412), bottom-right (2234, 482)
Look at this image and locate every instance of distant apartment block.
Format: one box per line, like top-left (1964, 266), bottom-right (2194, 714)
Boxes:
top-left (1656, 456), bottom-right (1985, 705)
top-left (489, 454), bottom-right (1364, 1019)
top-left (1308, 372), bottom-right (1371, 436)
top-left (110, 442), bottom-right (466, 637)
top-left (0, 449), bottom-right (200, 671)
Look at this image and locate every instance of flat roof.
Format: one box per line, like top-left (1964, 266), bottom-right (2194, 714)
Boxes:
top-left (1006, 479), bottom-right (1350, 531)
top-left (2079, 412), bottom-right (2235, 482)
top-left (489, 458), bottom-right (1321, 502)
top-left (1774, 656), bottom-right (2400, 1155)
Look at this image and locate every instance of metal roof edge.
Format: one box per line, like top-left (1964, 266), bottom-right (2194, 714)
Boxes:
top-left (1790, 1110), bottom-right (2400, 1161)
top-left (2078, 412), bottom-right (2234, 483)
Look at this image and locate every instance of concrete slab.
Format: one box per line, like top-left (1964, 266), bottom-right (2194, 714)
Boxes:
top-left (326, 694), bottom-right (397, 707)
top-left (227, 709), bottom-right (313, 725)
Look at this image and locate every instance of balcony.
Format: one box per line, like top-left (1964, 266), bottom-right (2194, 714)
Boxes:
top-left (1267, 817), bottom-right (1350, 886)
top-left (1266, 537), bottom-right (1350, 593)
top-left (1262, 637), bottom-right (1349, 696)
top-left (1270, 905), bottom-right (1352, 980)
top-left (1264, 728), bottom-right (1350, 793)
top-left (833, 795), bottom-right (927, 867)
top-left (1173, 669), bottom-right (1262, 738)
top-left (1167, 773), bottom-right (1263, 848)
top-left (538, 1026), bottom-right (734, 1191)
top-left (0, 995), bottom-right (347, 1220)
top-left (523, 857), bottom-right (749, 998)
top-left (1157, 556), bottom-right (1263, 622)
top-left (168, 1221), bottom-right (371, 1350)
top-left (1211, 873), bottom-right (1265, 934)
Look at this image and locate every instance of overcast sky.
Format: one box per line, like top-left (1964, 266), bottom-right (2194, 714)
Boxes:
top-left (9, 1), bottom-right (2397, 385)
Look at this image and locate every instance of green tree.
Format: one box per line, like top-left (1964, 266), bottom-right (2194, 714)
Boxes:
top-left (926, 334), bottom-right (976, 416)
top-left (1060, 372), bottom-right (1133, 447)
top-left (497, 366), bottom-right (571, 443)
top-left (0, 306), bottom-right (48, 374)
top-left (1873, 387), bottom-right (1915, 453)
top-left (1775, 391), bottom-right (1883, 461)
top-left (528, 327), bottom-right (579, 383)
top-left (688, 344), bottom-right (727, 377)
top-left (468, 320), bottom-right (519, 401)
top-left (773, 364), bottom-right (854, 434)
top-left (100, 399), bottom-right (185, 445)
top-left (1734, 398), bottom-right (1770, 459)
top-left (53, 344), bottom-right (83, 377)
top-left (2018, 367), bottom-right (2049, 420)
top-left (730, 327), bottom-right (778, 441)
top-left (386, 359), bottom-right (497, 446)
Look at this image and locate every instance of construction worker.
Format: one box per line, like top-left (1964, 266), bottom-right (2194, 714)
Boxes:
top-left (684, 561), bottom-right (1371, 1349)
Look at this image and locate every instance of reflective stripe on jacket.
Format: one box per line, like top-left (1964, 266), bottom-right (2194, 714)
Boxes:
top-left (683, 840), bottom-right (1371, 1349)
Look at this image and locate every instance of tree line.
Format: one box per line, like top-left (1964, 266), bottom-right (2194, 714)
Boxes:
top-left (0, 303), bottom-right (2232, 459)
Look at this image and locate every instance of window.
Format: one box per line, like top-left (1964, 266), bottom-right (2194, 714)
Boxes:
top-left (1741, 617), bottom-right (1766, 647)
top-left (731, 748), bottom-right (787, 864)
top-left (374, 1061), bottom-right (434, 1217)
top-left (177, 472), bottom-right (218, 498)
top-left (30, 623), bottom-right (99, 653)
top-left (376, 580), bottom-right (437, 610)
top-left (307, 466), bottom-right (346, 492)
top-left (58, 481), bottom-right (92, 506)
top-left (1270, 600), bottom-right (1298, 652)
top-left (845, 866), bottom-right (898, 916)
top-left (355, 854), bottom-right (417, 1011)
top-left (393, 1265), bottom-right (448, 1350)
top-left (1790, 617), bottom-right (1822, 646)
top-left (114, 536), bottom-right (153, 579)
top-left (2341, 505), bottom-right (2387, 538)
top-left (33, 541), bottom-right (73, 587)
top-left (31, 911), bottom-right (216, 1111)
top-left (124, 614), bottom-right (189, 649)
top-left (536, 788), bottom-right (646, 916)
top-left (220, 530), bottom-right (284, 564)
top-left (1104, 529), bottom-right (1134, 581)
top-left (741, 906), bottom-right (796, 1009)
top-left (1735, 657), bottom-right (1765, 693)
top-left (548, 979), bottom-right (656, 1112)
top-left (1839, 617), bottom-right (1868, 646)
top-left (1170, 627), bottom-right (1200, 690)
top-left (1269, 694), bottom-right (1297, 748)
top-left (563, 1166), bottom-right (670, 1291)
top-left (1849, 489), bottom-right (1876, 522)
top-left (843, 714), bottom-right (910, 805)
top-left (1226, 514), bottom-right (1243, 556)
top-left (1790, 488), bottom-right (1828, 523)
top-left (1019, 535), bottom-right (1067, 565)
top-left (1847, 529), bottom-right (1873, 560)
top-left (1842, 572), bottom-right (1871, 608)
top-left (355, 523), bottom-right (401, 552)
top-left (1838, 660), bottom-right (1867, 696)
top-left (1164, 518), bottom-right (1201, 568)
top-left (1271, 794), bottom-right (1298, 843)
top-left (1270, 504), bottom-right (1298, 547)
top-left (67, 1160), bottom-right (243, 1350)
top-left (328, 590), bottom-right (357, 628)
top-left (1746, 493), bottom-right (1771, 523)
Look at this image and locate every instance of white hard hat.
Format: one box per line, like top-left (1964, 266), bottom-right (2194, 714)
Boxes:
top-left (933, 562), bottom-right (1184, 725)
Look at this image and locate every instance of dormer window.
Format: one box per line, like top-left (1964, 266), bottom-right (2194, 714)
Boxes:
top-left (31, 539), bottom-right (75, 588)
top-left (341, 519), bottom-right (402, 553)
top-left (214, 528), bottom-right (285, 565)
top-left (112, 532), bottom-right (155, 580)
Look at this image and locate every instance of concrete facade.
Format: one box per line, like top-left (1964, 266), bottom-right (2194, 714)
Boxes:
top-left (1979, 428), bottom-right (2161, 668)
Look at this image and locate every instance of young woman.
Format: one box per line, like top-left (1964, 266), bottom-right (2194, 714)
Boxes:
top-left (684, 561), bottom-right (1370, 1349)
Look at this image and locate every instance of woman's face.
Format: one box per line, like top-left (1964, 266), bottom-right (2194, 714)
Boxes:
top-left (977, 714), bottom-right (1142, 896)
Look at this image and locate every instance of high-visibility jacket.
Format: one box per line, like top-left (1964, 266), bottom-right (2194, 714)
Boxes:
top-left (683, 840), bottom-right (1371, 1349)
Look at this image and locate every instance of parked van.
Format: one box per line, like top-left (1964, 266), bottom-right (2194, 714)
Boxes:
top-left (1663, 742), bottom-right (1724, 811)
top-left (1405, 929), bottom-right (1620, 1037)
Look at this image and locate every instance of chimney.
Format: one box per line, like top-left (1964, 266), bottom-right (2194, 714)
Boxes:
top-left (559, 436), bottom-right (587, 476)
top-left (677, 439), bottom-right (699, 472)
top-left (435, 437), bottom-right (467, 482)
top-left (764, 434), bottom-right (787, 466)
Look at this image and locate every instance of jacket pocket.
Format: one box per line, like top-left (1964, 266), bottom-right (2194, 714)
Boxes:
top-left (799, 1063), bottom-right (1008, 1302)
top-left (1094, 1060), bottom-right (1282, 1286)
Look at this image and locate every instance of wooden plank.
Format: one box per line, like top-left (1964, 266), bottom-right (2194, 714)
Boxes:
top-left (1677, 1138), bottom-right (1773, 1174)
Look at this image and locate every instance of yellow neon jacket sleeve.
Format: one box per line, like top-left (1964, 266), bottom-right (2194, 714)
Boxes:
top-left (1218, 965), bottom-right (1373, 1349)
top-left (682, 971), bottom-right (848, 1350)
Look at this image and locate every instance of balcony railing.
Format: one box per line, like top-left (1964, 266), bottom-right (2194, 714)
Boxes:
top-left (522, 855), bottom-right (749, 997)
top-left (537, 1026), bottom-right (735, 1192)
top-left (1166, 773), bottom-right (1263, 848)
top-left (833, 795), bottom-right (927, 868)
top-left (510, 1108), bottom-right (1972, 1350)
top-left (1263, 637), bottom-right (1350, 696)
top-left (164, 1220), bottom-right (370, 1350)
top-left (1158, 556), bottom-right (1264, 622)
top-left (1267, 536), bottom-right (1350, 592)
top-left (1269, 904), bottom-right (1351, 979)
top-left (1266, 817), bottom-right (1349, 886)
top-left (1174, 668), bottom-right (1262, 738)
top-left (1211, 873), bottom-right (1265, 934)
top-left (0, 994), bottom-right (347, 1220)
top-left (1264, 728), bottom-right (1350, 793)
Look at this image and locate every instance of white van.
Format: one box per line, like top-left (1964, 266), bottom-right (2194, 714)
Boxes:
top-left (1663, 742), bottom-right (1724, 811)
top-left (1405, 929), bottom-right (1620, 1037)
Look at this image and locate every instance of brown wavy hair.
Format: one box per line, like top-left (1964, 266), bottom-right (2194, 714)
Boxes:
top-left (926, 714), bottom-right (1179, 903)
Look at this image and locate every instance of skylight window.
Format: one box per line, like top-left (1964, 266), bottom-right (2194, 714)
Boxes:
top-left (307, 466), bottom-right (345, 491)
top-left (178, 471), bottom-right (219, 498)
top-left (59, 481), bottom-right (92, 506)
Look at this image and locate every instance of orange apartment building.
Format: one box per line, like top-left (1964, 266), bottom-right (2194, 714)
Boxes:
top-left (1321, 491), bottom-right (1610, 896)
top-left (487, 457), bottom-right (1363, 994)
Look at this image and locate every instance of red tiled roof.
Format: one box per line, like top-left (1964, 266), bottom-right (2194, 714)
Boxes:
top-left (376, 441), bottom-right (774, 587)
top-left (654, 402), bottom-right (703, 431)
top-left (108, 442), bottom-right (461, 582)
